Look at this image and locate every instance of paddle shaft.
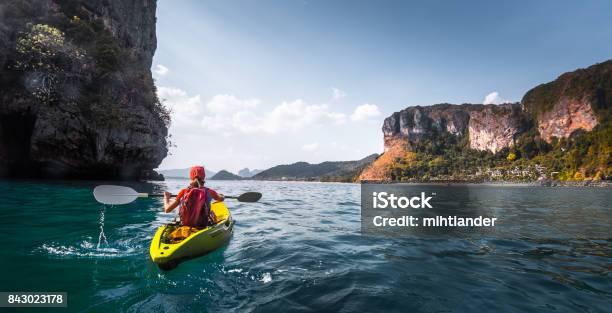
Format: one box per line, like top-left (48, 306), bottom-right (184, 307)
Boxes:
top-left (148, 193), bottom-right (174, 198)
top-left (147, 193), bottom-right (239, 199)
top-left (93, 185), bottom-right (261, 205)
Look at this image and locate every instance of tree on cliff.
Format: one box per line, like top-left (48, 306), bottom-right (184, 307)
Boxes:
top-left (13, 23), bottom-right (86, 103)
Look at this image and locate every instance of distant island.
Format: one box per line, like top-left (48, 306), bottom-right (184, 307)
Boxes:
top-left (251, 154), bottom-right (378, 182)
top-left (160, 156), bottom-right (377, 182)
top-left (238, 168), bottom-right (263, 178)
top-left (360, 60), bottom-right (611, 184)
top-left (210, 170), bottom-right (242, 180)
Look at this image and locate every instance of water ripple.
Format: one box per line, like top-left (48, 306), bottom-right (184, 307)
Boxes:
top-left (0, 180), bottom-right (610, 312)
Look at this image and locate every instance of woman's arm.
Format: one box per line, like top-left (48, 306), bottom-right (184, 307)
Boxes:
top-left (208, 189), bottom-right (225, 202)
top-left (164, 191), bottom-right (180, 213)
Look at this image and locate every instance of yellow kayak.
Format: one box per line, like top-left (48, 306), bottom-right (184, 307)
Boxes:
top-left (150, 201), bottom-right (234, 270)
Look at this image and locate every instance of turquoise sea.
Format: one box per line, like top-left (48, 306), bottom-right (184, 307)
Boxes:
top-left (0, 179), bottom-right (610, 312)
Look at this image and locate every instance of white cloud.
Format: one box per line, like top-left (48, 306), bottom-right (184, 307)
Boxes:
top-left (261, 100), bottom-right (347, 133)
top-left (154, 64), bottom-right (169, 76)
top-left (301, 142), bottom-right (319, 152)
top-left (483, 91), bottom-right (510, 105)
top-left (158, 88), bottom-right (380, 136)
top-left (157, 87), bottom-right (384, 172)
top-left (157, 86), bottom-right (202, 126)
top-left (201, 97), bottom-right (348, 134)
top-left (350, 103), bottom-right (381, 121)
top-left (332, 87), bottom-right (346, 101)
top-left (200, 94), bottom-right (261, 133)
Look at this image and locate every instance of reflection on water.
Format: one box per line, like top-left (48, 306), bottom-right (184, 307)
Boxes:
top-left (0, 179), bottom-right (610, 312)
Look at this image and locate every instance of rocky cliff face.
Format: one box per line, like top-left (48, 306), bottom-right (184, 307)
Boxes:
top-left (0, 0), bottom-right (168, 180)
top-left (382, 104), bottom-right (470, 148)
top-left (380, 103), bottom-right (523, 154)
top-left (360, 60), bottom-right (611, 181)
top-left (521, 60), bottom-right (611, 143)
top-left (534, 97), bottom-right (598, 142)
top-left (467, 104), bottom-right (524, 152)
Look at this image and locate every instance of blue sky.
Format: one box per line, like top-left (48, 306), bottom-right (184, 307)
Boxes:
top-left (153, 0), bottom-right (612, 172)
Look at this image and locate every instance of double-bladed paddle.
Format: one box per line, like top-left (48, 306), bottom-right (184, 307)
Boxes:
top-left (93, 185), bottom-right (262, 205)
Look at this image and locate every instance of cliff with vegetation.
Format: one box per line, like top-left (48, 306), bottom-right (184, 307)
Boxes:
top-left (360, 60), bottom-right (612, 183)
top-left (0, 0), bottom-right (169, 180)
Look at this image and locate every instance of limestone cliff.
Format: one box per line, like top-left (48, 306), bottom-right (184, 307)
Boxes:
top-left (467, 104), bottom-right (524, 153)
top-left (534, 98), bottom-right (598, 142)
top-left (360, 60), bottom-right (611, 182)
top-left (378, 103), bottom-right (523, 153)
top-left (522, 60), bottom-right (611, 143)
top-left (381, 104), bottom-right (470, 147)
top-left (0, 0), bottom-right (168, 180)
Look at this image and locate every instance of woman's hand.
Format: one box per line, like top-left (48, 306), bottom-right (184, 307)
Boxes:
top-left (163, 191), bottom-right (179, 213)
top-left (219, 193), bottom-right (225, 201)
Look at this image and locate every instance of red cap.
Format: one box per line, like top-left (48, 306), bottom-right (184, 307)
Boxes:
top-left (189, 166), bottom-right (206, 180)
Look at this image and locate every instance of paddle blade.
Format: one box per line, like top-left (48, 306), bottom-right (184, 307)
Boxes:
top-left (93, 185), bottom-right (139, 205)
top-left (236, 192), bottom-right (262, 203)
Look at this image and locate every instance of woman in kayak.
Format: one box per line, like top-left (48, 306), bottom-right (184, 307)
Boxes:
top-left (163, 165), bottom-right (224, 227)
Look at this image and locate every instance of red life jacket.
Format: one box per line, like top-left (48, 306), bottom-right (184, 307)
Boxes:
top-left (179, 187), bottom-right (213, 228)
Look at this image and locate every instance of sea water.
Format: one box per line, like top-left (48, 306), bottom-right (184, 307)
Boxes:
top-left (0, 179), bottom-right (610, 312)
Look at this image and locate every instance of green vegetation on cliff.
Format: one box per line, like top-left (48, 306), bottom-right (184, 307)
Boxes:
top-left (522, 60), bottom-right (612, 121)
top-left (388, 122), bottom-right (611, 182)
top-left (6, 10), bottom-right (169, 126)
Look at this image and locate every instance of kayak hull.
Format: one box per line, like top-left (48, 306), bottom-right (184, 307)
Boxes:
top-left (149, 201), bottom-right (234, 269)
